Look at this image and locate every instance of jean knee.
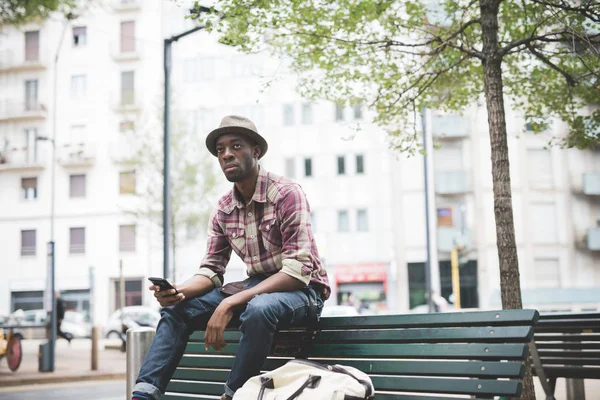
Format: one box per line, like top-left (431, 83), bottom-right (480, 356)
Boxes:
top-left (241, 295), bottom-right (278, 330)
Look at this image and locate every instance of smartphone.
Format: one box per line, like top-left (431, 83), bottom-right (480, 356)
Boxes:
top-left (148, 277), bottom-right (179, 294)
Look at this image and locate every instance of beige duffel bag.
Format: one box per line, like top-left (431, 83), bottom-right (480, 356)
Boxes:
top-left (233, 359), bottom-right (374, 400)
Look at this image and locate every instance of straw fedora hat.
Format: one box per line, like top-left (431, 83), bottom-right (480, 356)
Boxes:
top-left (205, 115), bottom-right (268, 159)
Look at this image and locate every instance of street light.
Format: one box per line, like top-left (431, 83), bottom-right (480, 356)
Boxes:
top-left (162, 6), bottom-right (213, 279)
top-left (37, 11), bottom-right (78, 373)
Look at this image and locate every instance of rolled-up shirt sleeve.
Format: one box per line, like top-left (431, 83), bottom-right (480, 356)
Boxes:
top-left (196, 209), bottom-right (231, 288)
top-left (277, 186), bottom-right (315, 286)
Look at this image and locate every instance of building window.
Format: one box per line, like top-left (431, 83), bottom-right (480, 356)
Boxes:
top-left (529, 202), bottom-right (558, 244)
top-left (119, 171), bottom-right (136, 194)
top-left (301, 103), bottom-right (313, 125)
top-left (71, 75), bottom-right (87, 99)
top-left (70, 174), bottom-right (86, 198)
top-left (21, 177), bottom-right (38, 200)
top-left (21, 230), bottom-right (36, 256)
top-left (337, 156), bottom-right (346, 175)
top-left (121, 71), bottom-right (135, 105)
top-left (119, 225), bottom-right (136, 252)
top-left (284, 158), bottom-right (295, 179)
top-left (357, 209), bottom-right (369, 232)
top-left (114, 279), bottom-right (143, 309)
top-left (335, 103), bottom-right (344, 121)
top-left (120, 21), bottom-right (136, 53)
top-left (283, 104), bottom-right (294, 126)
top-left (73, 26), bottom-right (87, 46)
top-left (304, 157), bottom-right (313, 177)
top-left (119, 120), bottom-right (135, 133)
top-left (25, 80), bottom-right (38, 110)
top-left (527, 148), bottom-right (553, 189)
top-left (356, 154), bottom-right (365, 174)
top-left (353, 103), bottom-right (363, 120)
top-left (337, 210), bottom-right (349, 232)
top-left (25, 31), bottom-right (39, 61)
top-left (533, 258), bottom-right (560, 288)
top-left (70, 227), bottom-right (86, 254)
top-left (24, 128), bottom-right (38, 163)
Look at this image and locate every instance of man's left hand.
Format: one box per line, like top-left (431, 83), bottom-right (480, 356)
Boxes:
top-left (205, 299), bottom-right (235, 352)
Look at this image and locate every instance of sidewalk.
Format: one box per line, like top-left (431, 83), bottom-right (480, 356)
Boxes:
top-left (0, 338), bottom-right (126, 387)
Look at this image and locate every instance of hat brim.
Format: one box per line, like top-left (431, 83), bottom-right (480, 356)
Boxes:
top-left (206, 126), bottom-right (268, 159)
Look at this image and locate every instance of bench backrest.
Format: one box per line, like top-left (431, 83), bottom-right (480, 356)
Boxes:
top-left (533, 312), bottom-right (600, 380)
top-left (166, 309), bottom-right (538, 399)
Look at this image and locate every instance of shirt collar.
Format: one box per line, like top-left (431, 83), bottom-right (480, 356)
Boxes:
top-left (218, 166), bottom-right (269, 214)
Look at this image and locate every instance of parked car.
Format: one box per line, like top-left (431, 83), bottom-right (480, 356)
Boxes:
top-left (105, 306), bottom-right (161, 339)
top-left (62, 310), bottom-right (92, 338)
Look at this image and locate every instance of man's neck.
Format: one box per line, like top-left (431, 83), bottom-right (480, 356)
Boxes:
top-left (235, 168), bottom-right (259, 204)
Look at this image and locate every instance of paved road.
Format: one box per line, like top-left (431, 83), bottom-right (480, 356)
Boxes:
top-left (0, 379), bottom-right (125, 400)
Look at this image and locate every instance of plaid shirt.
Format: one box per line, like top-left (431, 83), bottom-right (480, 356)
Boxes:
top-left (197, 167), bottom-right (331, 300)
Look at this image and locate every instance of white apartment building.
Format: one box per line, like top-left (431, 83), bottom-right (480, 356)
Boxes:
top-left (1, 0), bottom-right (599, 328)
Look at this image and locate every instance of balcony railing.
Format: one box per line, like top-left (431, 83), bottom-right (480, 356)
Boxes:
top-left (58, 143), bottom-right (96, 167)
top-left (0, 49), bottom-right (47, 72)
top-left (114, 91), bottom-right (141, 112)
top-left (114, 0), bottom-right (141, 11)
top-left (435, 170), bottom-right (470, 195)
top-left (431, 114), bottom-right (469, 138)
top-left (583, 173), bottom-right (600, 195)
top-left (0, 145), bottom-right (46, 172)
top-left (0, 101), bottom-right (47, 122)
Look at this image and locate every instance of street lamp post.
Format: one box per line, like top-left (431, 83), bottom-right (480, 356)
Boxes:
top-left (162, 7), bottom-right (211, 280)
top-left (36, 11), bottom-right (77, 373)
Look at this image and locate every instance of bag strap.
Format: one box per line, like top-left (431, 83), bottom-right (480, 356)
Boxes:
top-left (257, 375), bottom-right (321, 400)
top-left (257, 377), bottom-right (274, 400)
top-left (286, 375), bottom-right (321, 400)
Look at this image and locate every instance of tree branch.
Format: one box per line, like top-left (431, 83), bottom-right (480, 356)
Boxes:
top-left (529, 0), bottom-right (600, 23)
top-left (526, 43), bottom-right (577, 87)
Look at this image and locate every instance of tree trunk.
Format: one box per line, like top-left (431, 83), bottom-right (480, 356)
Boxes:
top-left (479, 1), bottom-right (536, 399)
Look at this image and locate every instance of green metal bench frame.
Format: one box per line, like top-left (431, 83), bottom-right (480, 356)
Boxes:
top-left (165, 309), bottom-right (539, 399)
top-left (531, 312), bottom-right (600, 400)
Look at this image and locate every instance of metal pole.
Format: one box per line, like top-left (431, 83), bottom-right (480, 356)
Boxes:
top-left (162, 21), bottom-right (209, 280)
top-left (49, 241), bottom-right (56, 371)
top-left (163, 39), bottom-right (172, 280)
top-left (120, 260), bottom-right (125, 309)
top-left (126, 327), bottom-right (156, 399)
top-left (421, 108), bottom-right (434, 313)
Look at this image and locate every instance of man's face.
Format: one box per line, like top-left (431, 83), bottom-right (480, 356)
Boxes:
top-left (215, 133), bottom-right (260, 182)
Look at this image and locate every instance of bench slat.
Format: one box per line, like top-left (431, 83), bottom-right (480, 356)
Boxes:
top-left (537, 350), bottom-right (600, 358)
top-left (166, 381), bottom-right (223, 396)
top-left (534, 334), bottom-right (600, 342)
top-left (536, 342), bottom-right (600, 350)
top-left (183, 343), bottom-right (528, 360)
top-left (176, 357), bottom-right (525, 378)
top-left (532, 366), bottom-right (600, 379)
top-left (317, 310), bottom-right (537, 329)
top-left (166, 377), bottom-right (520, 397)
top-left (189, 326), bottom-right (533, 344)
top-left (374, 395), bottom-right (493, 400)
top-left (534, 357), bottom-right (600, 366)
top-left (164, 395), bottom-right (217, 400)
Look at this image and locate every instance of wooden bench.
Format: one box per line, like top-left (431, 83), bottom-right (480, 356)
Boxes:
top-left (163, 309), bottom-right (538, 399)
top-left (531, 312), bottom-right (600, 400)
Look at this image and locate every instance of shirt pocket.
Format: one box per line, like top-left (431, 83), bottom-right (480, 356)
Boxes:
top-left (226, 227), bottom-right (246, 256)
top-left (258, 215), bottom-right (282, 253)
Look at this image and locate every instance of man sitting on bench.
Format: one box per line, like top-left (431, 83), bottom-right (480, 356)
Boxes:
top-left (131, 115), bottom-right (330, 400)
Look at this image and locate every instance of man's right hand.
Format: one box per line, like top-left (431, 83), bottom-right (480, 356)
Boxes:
top-left (150, 284), bottom-right (186, 307)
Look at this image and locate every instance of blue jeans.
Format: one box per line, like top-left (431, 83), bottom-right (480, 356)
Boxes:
top-left (132, 275), bottom-right (323, 399)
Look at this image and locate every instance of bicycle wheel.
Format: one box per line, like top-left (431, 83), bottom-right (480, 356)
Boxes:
top-left (7, 336), bottom-right (22, 372)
